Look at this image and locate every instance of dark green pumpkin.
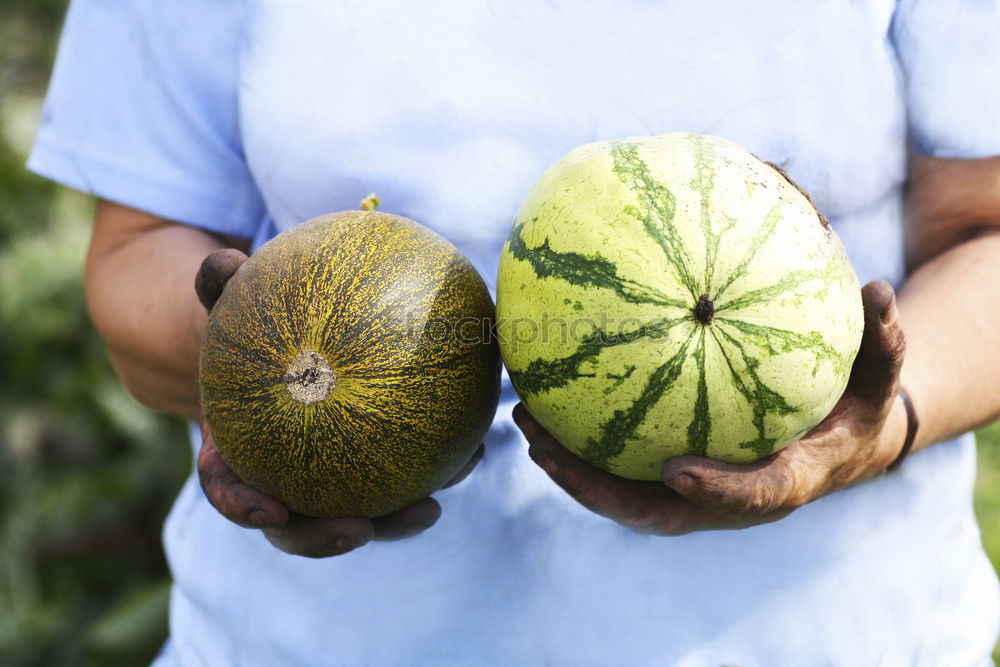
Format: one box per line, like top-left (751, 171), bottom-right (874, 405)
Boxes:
top-left (199, 210), bottom-right (500, 518)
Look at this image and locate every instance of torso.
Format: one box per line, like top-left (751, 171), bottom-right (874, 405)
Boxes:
top-left (159, 3), bottom-right (998, 664)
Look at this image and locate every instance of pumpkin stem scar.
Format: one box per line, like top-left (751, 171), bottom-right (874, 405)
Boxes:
top-left (694, 294), bottom-right (715, 324)
top-left (284, 350), bottom-right (336, 404)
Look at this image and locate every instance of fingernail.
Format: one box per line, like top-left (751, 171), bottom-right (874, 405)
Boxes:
top-left (516, 420), bottom-right (540, 439)
top-left (514, 406), bottom-right (545, 438)
top-left (665, 470), bottom-right (697, 494)
top-left (529, 447), bottom-right (557, 473)
top-left (334, 537), bottom-right (365, 552)
top-left (401, 524), bottom-right (430, 538)
top-left (880, 299), bottom-right (897, 325)
top-left (249, 509), bottom-right (270, 528)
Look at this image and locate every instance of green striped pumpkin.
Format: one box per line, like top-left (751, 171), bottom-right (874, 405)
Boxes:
top-left (497, 133), bottom-right (863, 480)
top-left (200, 210), bottom-right (501, 518)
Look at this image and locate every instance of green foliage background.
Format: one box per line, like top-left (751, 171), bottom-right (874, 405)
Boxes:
top-left (0, 2), bottom-right (997, 665)
top-left (1, 2), bottom-right (189, 664)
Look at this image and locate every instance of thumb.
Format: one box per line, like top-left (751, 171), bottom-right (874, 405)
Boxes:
top-left (849, 280), bottom-right (905, 408)
top-left (195, 248), bottom-right (248, 312)
top-left (197, 415), bottom-right (289, 528)
top-left (442, 444), bottom-right (485, 489)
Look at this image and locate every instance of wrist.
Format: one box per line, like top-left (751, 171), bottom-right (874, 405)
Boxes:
top-left (885, 387), bottom-right (919, 472)
top-left (869, 390), bottom-right (911, 474)
top-left (874, 387), bottom-right (919, 474)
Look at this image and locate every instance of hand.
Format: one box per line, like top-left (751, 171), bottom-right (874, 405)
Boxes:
top-left (197, 417), bottom-right (482, 556)
top-left (194, 248), bottom-right (483, 557)
top-left (514, 280), bottom-right (908, 535)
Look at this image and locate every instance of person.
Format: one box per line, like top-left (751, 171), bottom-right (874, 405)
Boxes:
top-left (29, 1), bottom-right (1000, 664)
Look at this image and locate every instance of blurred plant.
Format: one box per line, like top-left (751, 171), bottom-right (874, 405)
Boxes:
top-left (976, 423), bottom-right (1000, 664)
top-left (0, 185), bottom-right (190, 666)
top-left (976, 423), bottom-right (1000, 570)
top-left (1, 2), bottom-right (190, 665)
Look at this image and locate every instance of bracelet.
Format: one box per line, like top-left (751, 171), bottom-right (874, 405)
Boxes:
top-left (886, 386), bottom-right (918, 472)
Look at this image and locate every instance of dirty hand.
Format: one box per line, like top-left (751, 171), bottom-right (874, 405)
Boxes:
top-left (194, 248), bottom-right (481, 557)
top-left (515, 280), bottom-right (907, 535)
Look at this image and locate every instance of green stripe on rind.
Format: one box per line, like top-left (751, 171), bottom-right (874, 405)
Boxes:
top-left (716, 317), bottom-right (849, 378)
top-left (690, 135), bottom-right (720, 297)
top-left (507, 316), bottom-right (691, 396)
top-left (709, 324), bottom-right (795, 457)
top-left (685, 327), bottom-right (711, 456)
top-left (506, 221), bottom-right (689, 309)
top-left (711, 201), bottom-right (785, 304)
top-left (499, 133), bottom-right (861, 473)
top-left (610, 143), bottom-right (702, 300)
top-left (582, 330), bottom-right (696, 466)
top-left (715, 263), bottom-right (835, 314)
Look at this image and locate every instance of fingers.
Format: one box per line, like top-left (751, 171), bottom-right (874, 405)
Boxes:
top-left (195, 248), bottom-right (248, 311)
top-left (515, 404), bottom-right (649, 524)
top-left (261, 498), bottom-right (444, 558)
top-left (261, 497), bottom-right (442, 557)
top-left (262, 516), bottom-right (374, 558)
top-left (442, 444), bottom-right (485, 489)
top-left (851, 280), bottom-right (906, 408)
top-left (199, 418), bottom-right (446, 556)
top-left (661, 454), bottom-right (802, 518)
top-left (514, 404), bottom-right (732, 535)
top-left (524, 421), bottom-right (637, 521)
top-left (515, 404), bottom-right (801, 532)
top-left (371, 498), bottom-right (443, 541)
top-left (197, 422), bottom-right (289, 529)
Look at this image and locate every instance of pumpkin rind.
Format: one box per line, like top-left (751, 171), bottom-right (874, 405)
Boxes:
top-left (199, 211), bottom-right (501, 518)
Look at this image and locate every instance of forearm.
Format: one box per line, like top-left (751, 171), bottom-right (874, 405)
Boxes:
top-left (897, 232), bottom-right (1000, 452)
top-left (84, 200), bottom-right (239, 420)
top-left (896, 153), bottom-right (1000, 453)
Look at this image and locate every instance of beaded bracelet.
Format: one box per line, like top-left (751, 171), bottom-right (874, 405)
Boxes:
top-left (886, 386), bottom-right (918, 472)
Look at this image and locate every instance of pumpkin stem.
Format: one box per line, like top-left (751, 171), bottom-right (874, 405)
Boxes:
top-left (359, 193), bottom-right (381, 211)
top-left (284, 350), bottom-right (336, 404)
top-left (694, 294), bottom-right (715, 325)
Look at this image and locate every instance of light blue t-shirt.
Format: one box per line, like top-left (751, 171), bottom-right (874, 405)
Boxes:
top-left (30, 1), bottom-right (1000, 664)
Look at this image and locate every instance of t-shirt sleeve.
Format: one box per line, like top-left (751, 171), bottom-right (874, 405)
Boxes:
top-left (27, 0), bottom-right (264, 238)
top-left (892, 0), bottom-right (1000, 159)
